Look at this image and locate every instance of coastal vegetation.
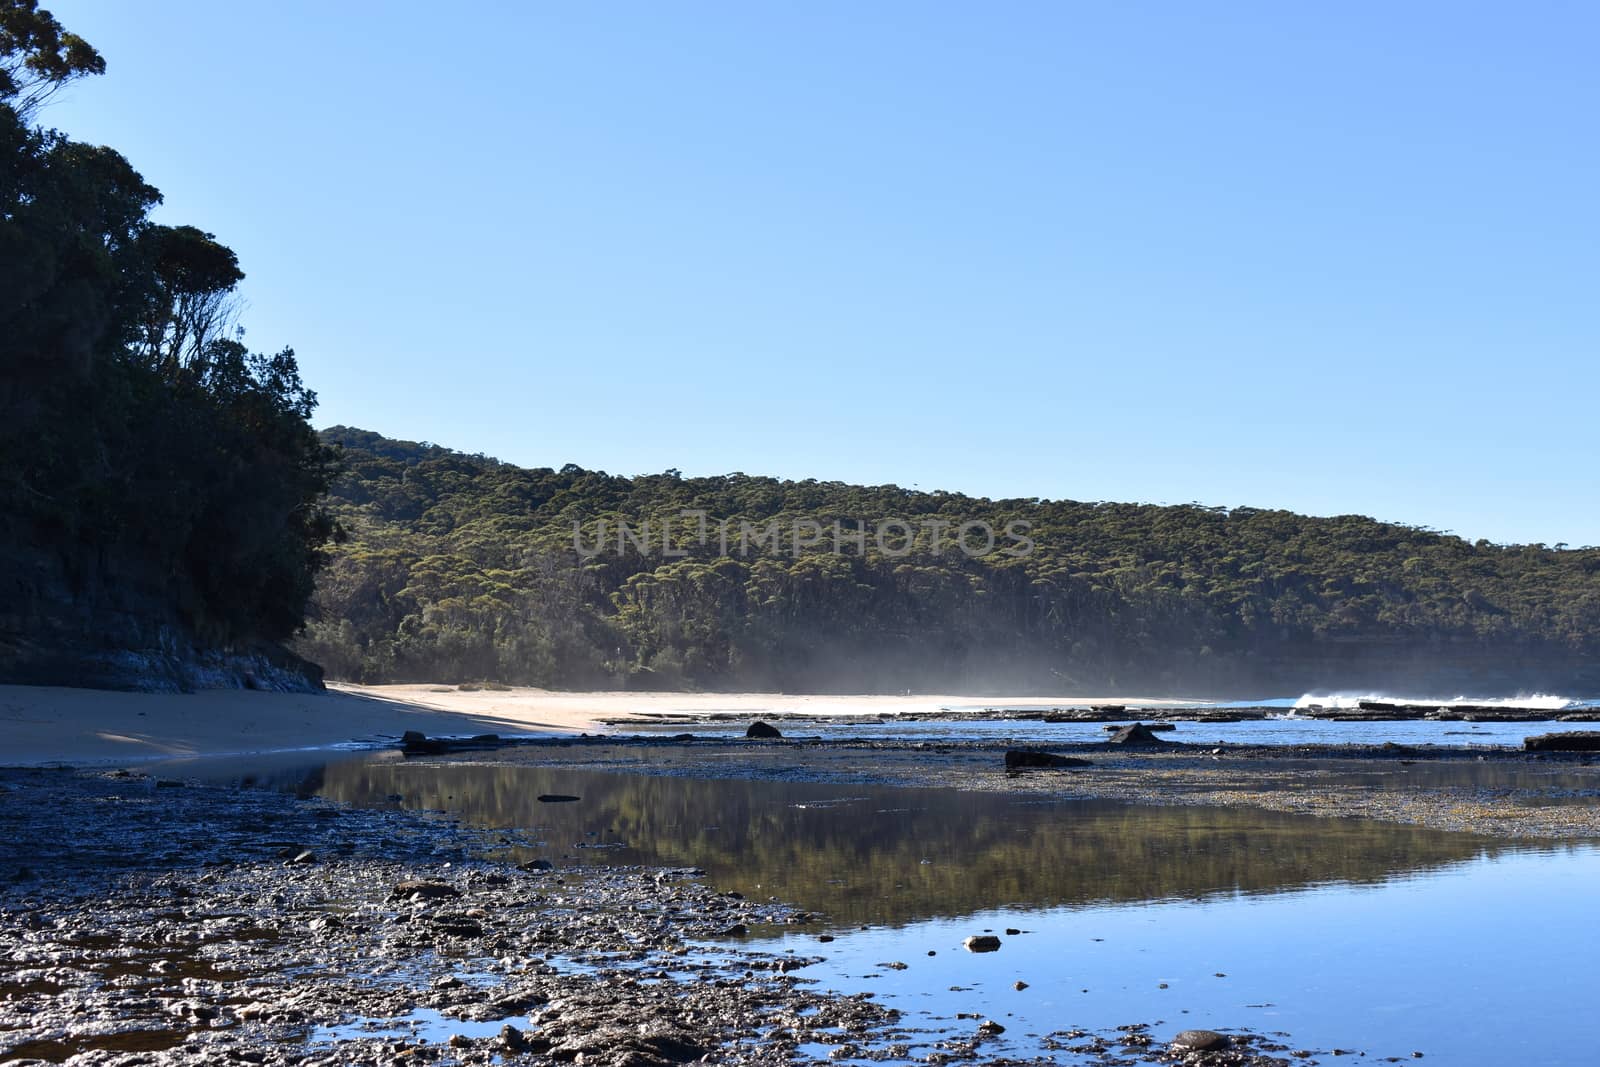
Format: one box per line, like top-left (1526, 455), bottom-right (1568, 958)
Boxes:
top-left (297, 428), bottom-right (1600, 694)
top-left (0, 2), bottom-right (335, 687)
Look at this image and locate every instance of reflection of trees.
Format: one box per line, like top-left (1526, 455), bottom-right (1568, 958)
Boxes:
top-left (314, 758), bottom-right (1518, 927)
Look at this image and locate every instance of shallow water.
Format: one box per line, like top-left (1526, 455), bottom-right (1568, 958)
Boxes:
top-left (165, 753), bottom-right (1599, 1064)
top-left (766, 844), bottom-right (1600, 1064)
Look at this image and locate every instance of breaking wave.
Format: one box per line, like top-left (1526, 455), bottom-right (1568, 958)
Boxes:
top-left (1291, 692), bottom-right (1579, 711)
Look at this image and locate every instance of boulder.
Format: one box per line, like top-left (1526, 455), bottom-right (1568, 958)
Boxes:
top-left (400, 731), bottom-right (449, 755)
top-left (1524, 731), bottom-right (1600, 752)
top-left (963, 935), bottom-right (1002, 952)
top-left (1171, 1029), bottom-right (1230, 1052)
top-left (1005, 750), bottom-right (1092, 770)
top-left (1107, 722), bottom-right (1167, 746)
top-left (746, 720), bottom-right (782, 739)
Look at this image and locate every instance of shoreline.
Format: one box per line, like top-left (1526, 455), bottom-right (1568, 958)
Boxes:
top-left (7, 679), bottom-right (1598, 841)
top-left (0, 684), bottom-right (1195, 767)
top-left (6, 680), bottom-right (1598, 769)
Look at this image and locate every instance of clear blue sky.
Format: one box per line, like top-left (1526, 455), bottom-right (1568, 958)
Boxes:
top-left (44, 1), bottom-right (1600, 546)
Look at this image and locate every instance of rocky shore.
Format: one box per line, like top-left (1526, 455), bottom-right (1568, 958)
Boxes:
top-left (0, 767), bottom-right (1352, 1066)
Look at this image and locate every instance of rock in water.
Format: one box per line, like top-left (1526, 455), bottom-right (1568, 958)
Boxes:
top-left (1005, 750), bottom-right (1092, 769)
top-left (1524, 731), bottom-right (1600, 752)
top-left (746, 720), bottom-right (782, 739)
top-left (1171, 1029), bottom-right (1230, 1052)
top-left (400, 731), bottom-right (448, 755)
top-left (1107, 722), bottom-right (1167, 746)
top-left (537, 794), bottom-right (580, 803)
top-left (963, 935), bottom-right (1002, 952)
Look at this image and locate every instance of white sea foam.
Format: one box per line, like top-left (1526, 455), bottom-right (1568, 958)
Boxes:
top-left (1291, 692), bottom-right (1577, 711)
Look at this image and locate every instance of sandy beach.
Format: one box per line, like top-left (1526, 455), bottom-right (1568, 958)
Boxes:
top-left (0, 684), bottom-right (1171, 766)
top-left (0, 684), bottom-right (613, 766)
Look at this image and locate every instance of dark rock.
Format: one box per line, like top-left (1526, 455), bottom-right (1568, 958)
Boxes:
top-left (1107, 722), bottom-right (1167, 746)
top-left (963, 935), bottom-right (1001, 952)
top-left (1005, 750), bottom-right (1092, 769)
top-left (390, 879), bottom-right (461, 901)
top-left (746, 720), bottom-right (782, 739)
top-left (538, 794), bottom-right (581, 803)
top-left (400, 731), bottom-right (449, 755)
top-left (1524, 731), bottom-right (1600, 752)
top-left (430, 916), bottom-right (484, 937)
top-left (400, 731), bottom-right (509, 755)
top-left (1172, 1029), bottom-right (1230, 1052)
top-left (635, 1033), bottom-right (708, 1062)
top-left (518, 859), bottom-right (555, 872)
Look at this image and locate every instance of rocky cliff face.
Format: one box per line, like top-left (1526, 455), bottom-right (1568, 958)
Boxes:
top-left (0, 539), bottom-right (322, 693)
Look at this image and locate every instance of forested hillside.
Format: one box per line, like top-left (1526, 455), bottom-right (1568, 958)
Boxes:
top-left (297, 428), bottom-right (1600, 695)
top-left (0, 3), bottom-right (335, 689)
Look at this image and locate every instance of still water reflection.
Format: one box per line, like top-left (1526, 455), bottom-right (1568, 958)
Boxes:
top-left (165, 751), bottom-right (1597, 1065)
top-left (280, 753), bottom-right (1544, 929)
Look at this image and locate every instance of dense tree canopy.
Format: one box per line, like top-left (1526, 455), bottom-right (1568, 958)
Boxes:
top-left (298, 428), bottom-right (1600, 694)
top-left (0, 3), bottom-right (335, 685)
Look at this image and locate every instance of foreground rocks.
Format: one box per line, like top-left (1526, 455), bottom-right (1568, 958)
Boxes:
top-left (0, 769), bottom-right (901, 1066)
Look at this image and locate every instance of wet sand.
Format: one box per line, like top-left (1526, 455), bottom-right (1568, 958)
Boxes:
top-left (0, 684), bottom-right (614, 765)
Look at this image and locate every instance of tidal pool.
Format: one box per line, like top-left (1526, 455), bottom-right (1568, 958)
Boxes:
top-left (164, 752), bottom-right (1598, 1064)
